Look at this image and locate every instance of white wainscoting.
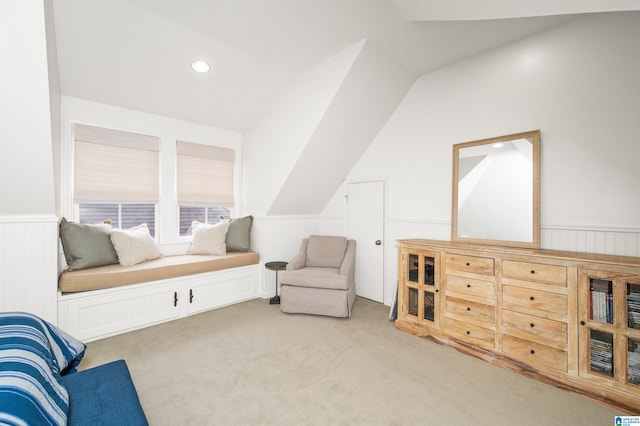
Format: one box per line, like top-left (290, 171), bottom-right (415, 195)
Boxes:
top-left (0, 216), bottom-right (58, 324)
top-left (387, 218), bottom-right (640, 257)
top-left (541, 225), bottom-right (640, 257)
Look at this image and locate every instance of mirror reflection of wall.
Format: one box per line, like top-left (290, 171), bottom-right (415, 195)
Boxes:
top-left (457, 139), bottom-right (533, 242)
top-left (451, 129), bottom-right (540, 248)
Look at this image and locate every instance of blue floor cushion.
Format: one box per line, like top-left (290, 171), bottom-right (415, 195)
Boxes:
top-left (62, 360), bottom-right (148, 426)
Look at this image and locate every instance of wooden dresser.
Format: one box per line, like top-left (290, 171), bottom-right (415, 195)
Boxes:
top-left (396, 239), bottom-right (640, 413)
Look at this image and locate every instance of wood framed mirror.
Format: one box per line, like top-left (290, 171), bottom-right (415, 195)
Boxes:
top-left (451, 130), bottom-right (540, 248)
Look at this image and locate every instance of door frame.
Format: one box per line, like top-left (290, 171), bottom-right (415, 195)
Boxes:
top-left (345, 177), bottom-right (387, 304)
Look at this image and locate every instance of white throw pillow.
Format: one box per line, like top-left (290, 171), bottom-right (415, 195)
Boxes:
top-left (110, 223), bottom-right (162, 266)
top-left (188, 220), bottom-right (230, 255)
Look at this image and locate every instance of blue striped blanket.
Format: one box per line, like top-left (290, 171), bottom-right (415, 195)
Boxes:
top-left (0, 312), bottom-right (86, 426)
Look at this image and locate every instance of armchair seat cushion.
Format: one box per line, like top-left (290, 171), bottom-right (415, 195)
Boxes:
top-left (279, 267), bottom-right (348, 290)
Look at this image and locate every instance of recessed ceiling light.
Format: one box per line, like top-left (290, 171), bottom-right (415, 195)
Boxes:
top-left (492, 143), bottom-right (504, 148)
top-left (191, 60), bottom-right (210, 73)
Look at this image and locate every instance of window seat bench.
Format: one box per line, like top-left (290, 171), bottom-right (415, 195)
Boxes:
top-left (58, 251), bottom-right (261, 342)
top-left (59, 251), bottom-right (260, 293)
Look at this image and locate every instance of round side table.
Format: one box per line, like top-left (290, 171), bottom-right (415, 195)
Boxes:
top-left (265, 261), bottom-right (287, 305)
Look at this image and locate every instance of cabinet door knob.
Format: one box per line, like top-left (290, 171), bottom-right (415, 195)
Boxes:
top-left (580, 321), bottom-right (586, 326)
top-left (530, 270), bottom-right (535, 274)
top-left (530, 323), bottom-right (535, 328)
top-left (466, 307), bottom-right (471, 311)
top-left (466, 284), bottom-right (471, 288)
top-left (530, 349), bottom-right (535, 355)
top-left (466, 330), bottom-right (471, 335)
top-left (466, 262), bottom-right (470, 266)
top-left (529, 296), bottom-right (535, 301)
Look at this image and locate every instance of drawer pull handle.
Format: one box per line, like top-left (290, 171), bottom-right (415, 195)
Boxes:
top-left (174, 291), bottom-right (178, 307)
top-left (529, 296), bottom-right (535, 301)
top-left (190, 289), bottom-right (194, 303)
top-left (466, 307), bottom-right (471, 311)
top-left (530, 270), bottom-right (535, 274)
top-left (530, 323), bottom-right (535, 328)
top-left (530, 349), bottom-right (535, 355)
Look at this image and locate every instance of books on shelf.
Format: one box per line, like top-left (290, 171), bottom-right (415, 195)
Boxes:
top-left (628, 339), bottom-right (640, 385)
top-left (590, 333), bottom-right (614, 376)
top-left (628, 286), bottom-right (640, 329)
top-left (590, 279), bottom-right (613, 324)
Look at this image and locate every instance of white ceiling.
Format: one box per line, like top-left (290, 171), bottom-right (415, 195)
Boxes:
top-left (50, 0), bottom-right (640, 132)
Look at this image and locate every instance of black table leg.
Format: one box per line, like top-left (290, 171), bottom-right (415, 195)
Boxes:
top-left (270, 269), bottom-right (280, 304)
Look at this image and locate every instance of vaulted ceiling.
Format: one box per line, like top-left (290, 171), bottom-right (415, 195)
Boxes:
top-left (50, 0), bottom-right (639, 132)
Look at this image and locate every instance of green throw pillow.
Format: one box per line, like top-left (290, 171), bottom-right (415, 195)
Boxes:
top-left (226, 215), bottom-right (253, 251)
top-left (59, 217), bottom-right (119, 270)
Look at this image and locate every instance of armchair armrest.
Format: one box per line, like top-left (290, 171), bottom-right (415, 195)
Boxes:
top-left (286, 238), bottom-right (309, 271)
top-left (339, 240), bottom-right (356, 281)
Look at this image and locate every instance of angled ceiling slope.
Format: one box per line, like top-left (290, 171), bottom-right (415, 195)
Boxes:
top-left (392, 0), bottom-right (640, 20)
top-left (241, 40), bottom-right (366, 216)
top-left (267, 40), bottom-right (415, 215)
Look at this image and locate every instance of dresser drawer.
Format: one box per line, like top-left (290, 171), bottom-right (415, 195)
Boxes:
top-left (502, 285), bottom-right (567, 316)
top-left (502, 310), bottom-right (567, 348)
top-left (446, 275), bottom-right (495, 301)
top-left (445, 297), bottom-right (495, 327)
top-left (446, 254), bottom-right (494, 276)
top-left (502, 334), bottom-right (568, 372)
top-left (445, 318), bottom-right (495, 349)
top-left (502, 260), bottom-right (567, 287)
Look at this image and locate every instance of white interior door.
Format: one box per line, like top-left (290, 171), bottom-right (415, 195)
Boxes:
top-left (346, 181), bottom-right (384, 303)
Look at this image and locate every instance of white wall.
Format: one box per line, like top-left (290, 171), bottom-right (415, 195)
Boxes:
top-left (60, 96), bottom-right (242, 254)
top-left (0, 0), bottom-right (58, 322)
top-left (346, 12), bottom-right (640, 305)
top-left (44, 0), bottom-right (62, 215)
top-left (0, 0), bottom-right (56, 216)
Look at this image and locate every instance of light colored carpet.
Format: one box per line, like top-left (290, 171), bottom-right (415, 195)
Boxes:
top-left (81, 297), bottom-right (620, 425)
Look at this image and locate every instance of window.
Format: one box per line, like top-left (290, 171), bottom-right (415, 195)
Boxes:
top-left (178, 206), bottom-right (231, 236)
top-left (79, 203), bottom-right (156, 237)
top-left (73, 124), bottom-right (160, 235)
top-left (176, 141), bottom-right (235, 236)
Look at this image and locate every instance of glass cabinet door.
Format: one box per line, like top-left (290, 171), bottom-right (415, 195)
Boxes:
top-left (401, 249), bottom-right (440, 329)
top-left (408, 254), bottom-right (419, 284)
top-left (579, 270), bottom-right (640, 390)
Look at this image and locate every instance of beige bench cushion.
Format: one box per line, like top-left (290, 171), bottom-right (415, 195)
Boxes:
top-left (59, 251), bottom-right (259, 293)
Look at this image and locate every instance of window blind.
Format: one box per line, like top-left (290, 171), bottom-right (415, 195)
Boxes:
top-left (73, 124), bottom-right (160, 203)
top-left (176, 141), bottom-right (235, 207)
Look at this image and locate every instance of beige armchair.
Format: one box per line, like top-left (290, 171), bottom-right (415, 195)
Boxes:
top-left (279, 235), bottom-right (356, 318)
